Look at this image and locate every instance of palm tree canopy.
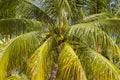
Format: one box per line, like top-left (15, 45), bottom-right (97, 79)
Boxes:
top-left (0, 0), bottom-right (120, 80)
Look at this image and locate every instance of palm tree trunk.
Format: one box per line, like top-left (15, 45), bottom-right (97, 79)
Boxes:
top-left (50, 45), bottom-right (61, 80)
top-left (49, 63), bottom-right (58, 80)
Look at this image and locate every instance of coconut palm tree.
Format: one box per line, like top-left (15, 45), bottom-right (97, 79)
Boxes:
top-left (0, 0), bottom-right (120, 80)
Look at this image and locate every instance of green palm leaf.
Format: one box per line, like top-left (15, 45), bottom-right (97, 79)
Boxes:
top-left (0, 31), bottom-right (47, 80)
top-left (90, 18), bottom-right (120, 35)
top-left (0, 18), bottom-right (44, 36)
top-left (16, 0), bottom-right (54, 24)
top-left (82, 13), bottom-right (112, 22)
top-left (57, 43), bottom-right (87, 80)
top-left (92, 19), bottom-right (120, 45)
top-left (0, 0), bottom-right (20, 18)
top-left (0, 0), bottom-right (54, 24)
top-left (7, 75), bottom-right (22, 80)
top-left (7, 74), bottom-right (29, 80)
top-left (40, 0), bottom-right (87, 24)
top-left (77, 18), bottom-right (120, 46)
top-left (78, 48), bottom-right (120, 80)
top-left (82, 18), bottom-right (120, 37)
top-left (27, 37), bottom-right (56, 80)
top-left (40, 0), bottom-right (72, 18)
top-left (67, 24), bottom-right (120, 67)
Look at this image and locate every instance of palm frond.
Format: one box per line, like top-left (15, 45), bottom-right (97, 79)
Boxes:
top-left (82, 13), bottom-right (112, 22)
top-left (7, 75), bottom-right (21, 80)
top-left (115, 7), bottom-right (120, 17)
top-left (16, 0), bottom-right (54, 24)
top-left (0, 39), bottom-right (14, 58)
top-left (79, 18), bottom-right (120, 46)
top-left (93, 18), bottom-right (120, 33)
top-left (78, 48), bottom-right (120, 80)
top-left (0, 18), bottom-right (45, 36)
top-left (67, 24), bottom-right (120, 67)
top-left (0, 31), bottom-right (47, 80)
top-left (92, 18), bottom-right (120, 45)
top-left (84, 0), bottom-right (111, 14)
top-left (40, 0), bottom-right (87, 24)
top-left (0, 0), bottom-right (54, 24)
top-left (57, 43), bottom-right (87, 80)
top-left (27, 37), bottom-right (56, 80)
top-left (40, 0), bottom-right (74, 21)
top-left (0, 0), bottom-right (21, 18)
top-left (7, 73), bottom-right (29, 80)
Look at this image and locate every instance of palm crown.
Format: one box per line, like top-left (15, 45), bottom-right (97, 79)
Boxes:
top-left (0, 0), bottom-right (120, 80)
